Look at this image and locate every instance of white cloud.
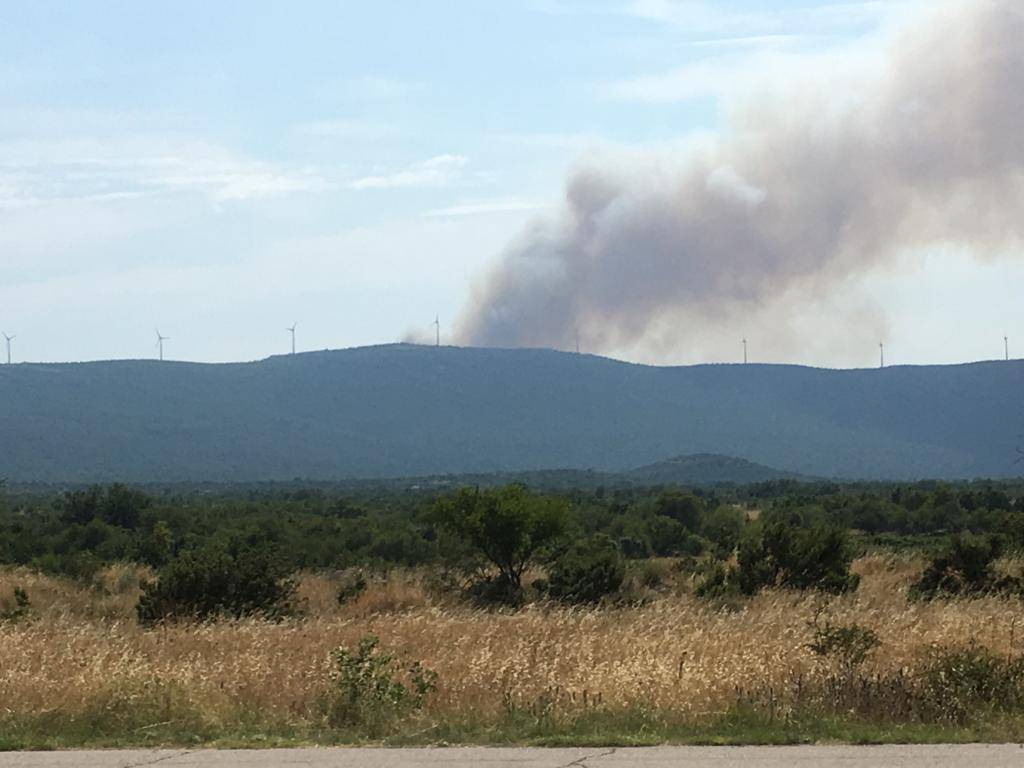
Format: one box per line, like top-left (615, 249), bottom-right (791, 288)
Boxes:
top-left (350, 154), bottom-right (469, 190)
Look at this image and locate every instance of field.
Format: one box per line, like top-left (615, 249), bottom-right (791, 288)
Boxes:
top-left (2, 555), bottom-right (1023, 748)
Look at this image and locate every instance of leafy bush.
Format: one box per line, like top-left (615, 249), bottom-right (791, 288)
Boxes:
top-left (694, 561), bottom-right (738, 600)
top-left (136, 544), bottom-right (297, 625)
top-left (326, 634), bottom-right (437, 731)
top-left (737, 514), bottom-right (860, 595)
top-left (336, 570), bottom-right (368, 605)
top-left (919, 644), bottom-right (1024, 723)
top-left (635, 558), bottom-right (671, 589)
top-left (0, 585), bottom-right (30, 623)
top-left (647, 516), bottom-right (705, 557)
top-left (807, 616), bottom-right (880, 678)
top-left (910, 533), bottom-right (1023, 600)
top-left (700, 505), bottom-right (746, 558)
top-left (547, 534), bottom-right (625, 604)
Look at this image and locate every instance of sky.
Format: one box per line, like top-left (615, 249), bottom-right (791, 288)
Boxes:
top-left (1, 0), bottom-right (1021, 367)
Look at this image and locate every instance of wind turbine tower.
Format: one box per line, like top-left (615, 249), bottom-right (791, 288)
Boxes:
top-left (155, 329), bottom-right (169, 362)
top-left (742, 338), bottom-right (748, 365)
top-left (287, 323), bottom-right (297, 355)
top-left (1005, 335), bottom-right (1009, 361)
top-left (433, 315), bottom-right (440, 348)
top-left (2, 332), bottom-right (14, 365)
top-left (575, 329), bottom-right (580, 355)
top-left (879, 342), bottom-right (885, 369)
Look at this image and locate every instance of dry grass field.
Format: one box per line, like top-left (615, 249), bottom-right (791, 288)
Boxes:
top-left (1, 556), bottom-right (1023, 746)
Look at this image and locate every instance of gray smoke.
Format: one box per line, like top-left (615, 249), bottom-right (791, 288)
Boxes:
top-left (455, 0), bottom-right (1024, 357)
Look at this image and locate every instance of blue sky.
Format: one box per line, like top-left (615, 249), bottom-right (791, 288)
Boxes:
top-left (1, 1), bottom-right (1021, 366)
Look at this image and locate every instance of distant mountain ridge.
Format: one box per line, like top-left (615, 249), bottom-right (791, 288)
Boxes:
top-left (626, 453), bottom-right (808, 485)
top-left (0, 344), bottom-right (1020, 482)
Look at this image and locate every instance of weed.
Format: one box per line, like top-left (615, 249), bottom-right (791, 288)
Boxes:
top-left (325, 635), bottom-right (437, 732)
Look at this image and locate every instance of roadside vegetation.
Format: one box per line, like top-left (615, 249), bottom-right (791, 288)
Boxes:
top-left (1, 478), bottom-right (1023, 747)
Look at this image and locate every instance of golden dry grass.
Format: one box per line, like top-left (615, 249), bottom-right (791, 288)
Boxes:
top-left (1, 556), bottom-right (1022, 734)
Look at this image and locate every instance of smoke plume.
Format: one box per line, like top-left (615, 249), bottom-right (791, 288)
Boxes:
top-left (455, 0), bottom-right (1024, 360)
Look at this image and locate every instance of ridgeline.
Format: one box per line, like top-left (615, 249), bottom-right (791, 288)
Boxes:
top-left (0, 344), bottom-right (1020, 482)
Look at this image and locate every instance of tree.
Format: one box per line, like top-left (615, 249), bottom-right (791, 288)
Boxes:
top-left (61, 484), bottom-right (150, 529)
top-left (429, 485), bottom-right (568, 603)
top-left (101, 483), bottom-right (150, 529)
top-left (655, 491), bottom-right (704, 531)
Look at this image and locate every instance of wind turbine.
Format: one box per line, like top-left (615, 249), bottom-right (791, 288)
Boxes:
top-left (2, 332), bottom-right (14, 365)
top-left (742, 337), bottom-right (748, 365)
top-left (1005, 335), bottom-right (1010, 361)
top-left (575, 329), bottom-right (580, 355)
top-left (879, 342), bottom-right (885, 369)
top-left (155, 329), bottom-right (169, 362)
top-left (287, 323), bottom-right (297, 355)
top-left (433, 315), bottom-right (440, 348)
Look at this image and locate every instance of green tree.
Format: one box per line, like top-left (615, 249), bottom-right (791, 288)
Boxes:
top-left (60, 484), bottom-right (150, 529)
top-left (429, 485), bottom-right (568, 602)
top-left (100, 483), bottom-right (150, 529)
top-left (655, 491), bottom-right (704, 531)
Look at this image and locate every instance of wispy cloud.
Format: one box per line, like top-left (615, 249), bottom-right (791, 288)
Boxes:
top-left (350, 154), bottom-right (469, 190)
top-left (624, 1), bottom-right (910, 35)
top-left (423, 198), bottom-right (546, 218)
top-left (0, 137), bottom-right (332, 208)
top-left (293, 118), bottom-right (401, 141)
top-left (598, 36), bottom-right (889, 103)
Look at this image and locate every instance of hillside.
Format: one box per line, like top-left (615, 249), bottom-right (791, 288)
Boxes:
top-left (626, 454), bottom-right (807, 485)
top-left (0, 344), bottom-right (1020, 482)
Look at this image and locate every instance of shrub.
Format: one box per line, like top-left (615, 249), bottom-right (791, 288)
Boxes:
top-left (807, 615), bottom-right (880, 679)
top-left (919, 644), bottom-right (1024, 723)
top-left (136, 544), bottom-right (297, 625)
top-left (694, 561), bottom-right (738, 600)
top-left (700, 505), bottom-right (746, 558)
top-left (635, 558), bottom-right (671, 589)
top-left (466, 575), bottom-right (526, 607)
top-left (737, 514), bottom-right (860, 595)
top-left (547, 534), bottom-right (625, 604)
top-left (0, 585), bottom-right (30, 623)
top-left (909, 533), bottom-right (1023, 600)
top-left (336, 571), bottom-right (368, 605)
top-left (647, 516), bottom-right (705, 557)
top-left (326, 634), bottom-right (437, 731)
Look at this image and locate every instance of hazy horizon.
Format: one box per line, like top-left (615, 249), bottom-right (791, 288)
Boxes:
top-left (0, 339), bottom-right (1019, 371)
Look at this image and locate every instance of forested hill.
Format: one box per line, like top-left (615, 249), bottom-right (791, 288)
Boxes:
top-left (0, 344), bottom-right (1020, 482)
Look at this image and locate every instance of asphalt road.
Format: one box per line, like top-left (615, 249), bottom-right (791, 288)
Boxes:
top-left (1, 745), bottom-right (1023, 767)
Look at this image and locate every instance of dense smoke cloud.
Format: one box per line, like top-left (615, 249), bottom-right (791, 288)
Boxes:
top-left (455, 0), bottom-right (1024, 358)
